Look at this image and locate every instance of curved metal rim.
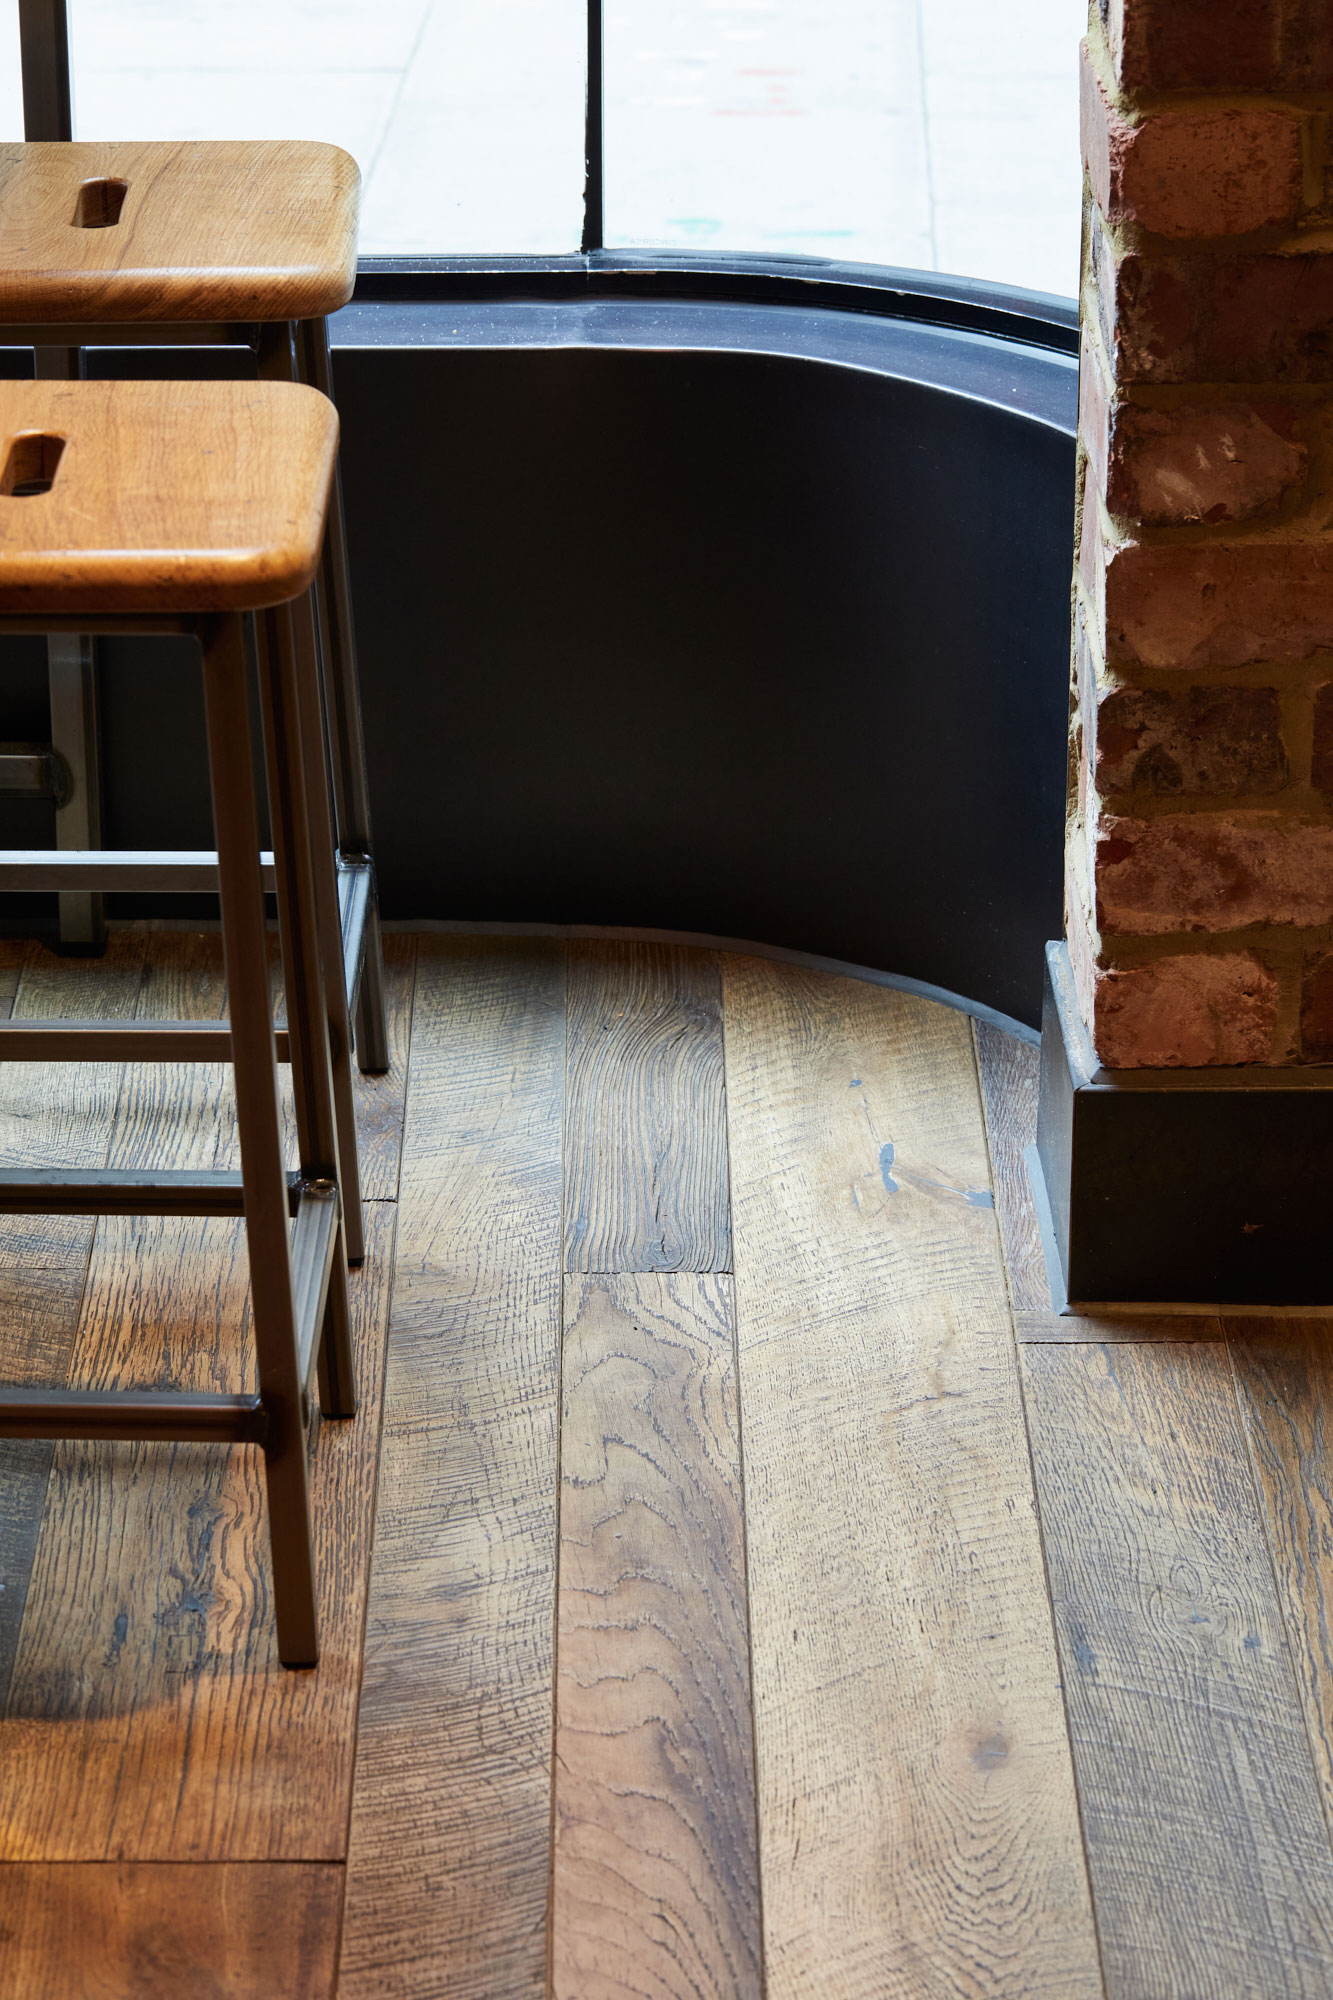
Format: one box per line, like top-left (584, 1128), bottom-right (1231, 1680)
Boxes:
top-left (354, 250), bottom-right (1079, 356)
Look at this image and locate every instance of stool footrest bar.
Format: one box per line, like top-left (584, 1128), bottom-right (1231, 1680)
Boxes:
top-left (0, 1388), bottom-right (267, 1444)
top-left (0, 1167), bottom-right (303, 1217)
top-left (0, 849), bottom-right (277, 893)
top-left (0, 1021), bottom-right (291, 1064)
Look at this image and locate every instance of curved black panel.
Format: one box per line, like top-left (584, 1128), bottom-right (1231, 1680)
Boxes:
top-left (335, 331), bottom-right (1074, 1026)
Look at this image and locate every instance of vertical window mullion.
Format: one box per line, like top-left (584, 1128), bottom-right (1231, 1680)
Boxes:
top-left (581, 0), bottom-right (604, 254)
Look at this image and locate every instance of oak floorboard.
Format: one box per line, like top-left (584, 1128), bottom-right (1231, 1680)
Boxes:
top-left (347, 932), bottom-right (416, 1201)
top-left (0, 935), bottom-right (147, 1704)
top-left (564, 942), bottom-right (729, 1274)
top-left (0, 1861), bottom-right (341, 1998)
top-left (1022, 1339), bottom-right (1333, 1999)
top-left (0, 930), bottom-right (405, 1859)
top-left (1229, 1320), bottom-right (1333, 1841)
top-left (724, 957), bottom-right (1100, 2000)
top-left (339, 937), bottom-right (565, 2000)
top-left (972, 1020), bottom-right (1048, 1313)
top-left (972, 1021), bottom-right (1221, 1343)
top-left (553, 1272), bottom-right (760, 2000)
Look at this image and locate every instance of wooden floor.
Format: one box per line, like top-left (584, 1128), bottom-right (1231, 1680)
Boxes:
top-left (1, 932), bottom-right (1332, 1998)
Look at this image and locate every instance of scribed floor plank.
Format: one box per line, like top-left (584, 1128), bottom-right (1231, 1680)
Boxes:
top-left (564, 942), bottom-right (729, 1274)
top-left (0, 1861), bottom-right (341, 1999)
top-left (1022, 1339), bottom-right (1333, 1999)
top-left (724, 957), bottom-right (1100, 2000)
top-left (1229, 1321), bottom-right (1333, 1842)
top-left (973, 1022), bottom-right (1222, 1343)
top-left (0, 929), bottom-right (406, 1860)
top-left (340, 938), bottom-right (565, 2000)
top-left (553, 1271), bottom-right (761, 2000)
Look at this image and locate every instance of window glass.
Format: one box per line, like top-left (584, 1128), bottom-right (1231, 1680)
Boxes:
top-left (0, 9), bottom-right (23, 140)
top-left (5, 2), bottom-right (1084, 294)
top-left (63, 0), bottom-right (587, 255)
top-left (604, 0), bottom-right (1085, 297)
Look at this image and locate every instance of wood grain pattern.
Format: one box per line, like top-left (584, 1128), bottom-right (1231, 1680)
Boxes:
top-left (724, 957), bottom-right (1100, 2000)
top-left (340, 938), bottom-right (565, 1999)
top-left (565, 942), bottom-right (729, 1274)
top-left (973, 1021), bottom-right (1221, 1343)
top-left (0, 1861), bottom-right (341, 1998)
top-left (973, 1020), bottom-right (1048, 1313)
top-left (348, 931), bottom-right (416, 1201)
top-left (1022, 1339), bottom-right (1333, 1998)
top-left (553, 1272), bottom-right (760, 2000)
top-left (0, 140), bottom-right (358, 322)
top-left (0, 379), bottom-right (338, 613)
top-left (1229, 1320), bottom-right (1333, 1840)
top-left (0, 931), bottom-right (400, 1860)
top-left (0, 936), bottom-right (147, 1703)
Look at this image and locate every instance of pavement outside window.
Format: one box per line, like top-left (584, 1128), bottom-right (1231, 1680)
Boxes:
top-left (0, 0), bottom-right (1083, 295)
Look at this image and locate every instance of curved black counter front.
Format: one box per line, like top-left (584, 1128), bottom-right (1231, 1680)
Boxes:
top-left (0, 261), bottom-right (1079, 1030)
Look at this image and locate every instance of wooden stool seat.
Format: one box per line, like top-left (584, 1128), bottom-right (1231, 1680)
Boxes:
top-left (0, 141), bottom-right (358, 324)
top-left (0, 379), bottom-right (339, 611)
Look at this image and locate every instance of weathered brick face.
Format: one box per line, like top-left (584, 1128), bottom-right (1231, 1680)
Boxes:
top-left (1071, 13), bottom-right (1333, 1066)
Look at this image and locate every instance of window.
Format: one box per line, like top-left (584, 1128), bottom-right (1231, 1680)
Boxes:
top-left (11, 0), bottom-right (1085, 295)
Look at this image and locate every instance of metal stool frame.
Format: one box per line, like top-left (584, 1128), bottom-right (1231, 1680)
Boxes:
top-left (0, 601), bottom-right (356, 1669)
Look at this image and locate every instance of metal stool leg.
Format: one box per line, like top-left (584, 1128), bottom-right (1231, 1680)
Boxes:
top-left (281, 588), bottom-right (365, 1267)
top-left (258, 601), bottom-right (356, 1415)
top-left (294, 315), bottom-right (390, 1076)
top-left (251, 597), bottom-right (366, 1268)
top-left (34, 341), bottom-right (106, 954)
top-left (201, 611), bottom-right (318, 1668)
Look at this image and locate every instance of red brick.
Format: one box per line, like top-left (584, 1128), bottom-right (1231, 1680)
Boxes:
top-left (1300, 949), bottom-right (1333, 1058)
top-left (1095, 685), bottom-right (1286, 795)
top-left (1108, 0), bottom-right (1333, 93)
top-left (1112, 250), bottom-right (1333, 386)
top-left (1313, 683), bottom-right (1333, 790)
top-left (1096, 813), bottom-right (1333, 932)
top-left (1081, 46), bottom-right (1301, 239)
top-left (1096, 535), bottom-right (1333, 670)
top-left (1106, 402), bottom-right (1304, 525)
top-left (1093, 951), bottom-right (1277, 1065)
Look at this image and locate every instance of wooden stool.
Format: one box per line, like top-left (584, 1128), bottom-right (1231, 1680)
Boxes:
top-left (0, 140), bottom-right (387, 1268)
top-left (0, 376), bottom-right (357, 1667)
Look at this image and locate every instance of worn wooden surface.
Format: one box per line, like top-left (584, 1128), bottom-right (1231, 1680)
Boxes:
top-left (340, 938), bottom-right (566, 1999)
top-left (0, 937), bottom-right (146, 1702)
top-left (0, 140), bottom-right (358, 322)
top-left (9, 944), bottom-right (1333, 1999)
top-left (564, 942), bottom-right (730, 1274)
top-left (1022, 1339), bottom-right (1333, 1998)
top-left (0, 1862), bottom-right (341, 1998)
top-left (1230, 1321), bottom-right (1333, 1840)
top-left (725, 958), bottom-right (1100, 1999)
top-left (0, 932), bottom-right (403, 1860)
top-left (553, 1272), bottom-right (760, 2000)
top-left (0, 379), bottom-right (338, 613)
top-left (973, 1020), bottom-right (1048, 1312)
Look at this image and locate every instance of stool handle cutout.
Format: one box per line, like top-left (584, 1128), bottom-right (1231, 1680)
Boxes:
top-left (73, 177), bottom-right (128, 229)
top-left (1, 432), bottom-right (66, 497)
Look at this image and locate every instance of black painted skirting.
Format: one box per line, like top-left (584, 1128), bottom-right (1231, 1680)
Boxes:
top-left (1034, 941), bottom-right (1333, 1308)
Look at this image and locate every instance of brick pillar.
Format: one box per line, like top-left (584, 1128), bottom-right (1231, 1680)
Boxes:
top-left (1070, 0), bottom-right (1333, 1069)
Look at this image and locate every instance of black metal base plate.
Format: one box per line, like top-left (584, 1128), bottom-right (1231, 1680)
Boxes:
top-left (1035, 941), bottom-right (1333, 1308)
